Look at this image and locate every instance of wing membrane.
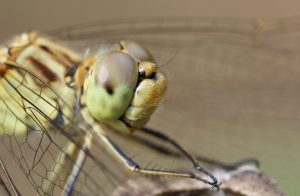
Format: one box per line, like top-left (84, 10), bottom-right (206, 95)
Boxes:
top-left (0, 159), bottom-right (20, 196)
top-left (0, 62), bottom-right (128, 195)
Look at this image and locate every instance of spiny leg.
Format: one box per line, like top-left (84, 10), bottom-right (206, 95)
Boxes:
top-left (137, 127), bottom-right (219, 186)
top-left (98, 133), bottom-right (220, 190)
top-left (43, 134), bottom-right (92, 196)
top-left (194, 155), bottom-right (259, 170)
top-left (139, 127), bottom-right (259, 170)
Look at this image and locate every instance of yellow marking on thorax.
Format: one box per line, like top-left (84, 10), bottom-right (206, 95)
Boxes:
top-left (8, 33), bottom-right (82, 84)
top-left (0, 32), bottom-right (83, 135)
top-left (35, 37), bottom-right (81, 65)
top-left (17, 45), bottom-right (66, 82)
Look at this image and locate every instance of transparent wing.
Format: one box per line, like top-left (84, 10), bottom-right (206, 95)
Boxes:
top-left (0, 61), bottom-right (130, 195)
top-left (0, 159), bottom-right (20, 196)
top-left (47, 17), bottom-right (300, 50)
top-left (1, 17), bottom-right (300, 196)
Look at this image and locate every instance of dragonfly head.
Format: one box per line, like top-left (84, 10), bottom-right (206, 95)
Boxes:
top-left (84, 41), bottom-right (167, 129)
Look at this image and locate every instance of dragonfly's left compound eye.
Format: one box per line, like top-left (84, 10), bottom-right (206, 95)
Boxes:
top-left (85, 51), bottom-right (138, 122)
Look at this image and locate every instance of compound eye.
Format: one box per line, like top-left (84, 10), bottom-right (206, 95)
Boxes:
top-left (120, 40), bottom-right (153, 62)
top-left (96, 51), bottom-right (138, 92)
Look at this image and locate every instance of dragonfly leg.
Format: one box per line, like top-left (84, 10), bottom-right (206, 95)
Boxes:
top-left (43, 134), bottom-right (92, 196)
top-left (99, 134), bottom-right (220, 190)
top-left (137, 127), bottom-right (259, 170)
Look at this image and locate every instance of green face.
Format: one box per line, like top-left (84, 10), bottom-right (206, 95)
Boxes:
top-left (85, 51), bottom-right (138, 122)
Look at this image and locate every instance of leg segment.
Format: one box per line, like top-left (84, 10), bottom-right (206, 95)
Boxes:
top-left (98, 133), bottom-right (220, 189)
top-left (43, 134), bottom-right (92, 196)
top-left (137, 127), bottom-right (259, 170)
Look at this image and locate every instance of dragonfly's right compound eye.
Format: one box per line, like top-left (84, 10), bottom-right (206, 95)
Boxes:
top-left (85, 51), bottom-right (138, 122)
top-left (121, 40), bottom-right (153, 62)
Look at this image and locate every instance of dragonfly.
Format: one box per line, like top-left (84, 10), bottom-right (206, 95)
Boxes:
top-left (0, 22), bottom-right (227, 195)
top-left (1, 17), bottom-right (298, 195)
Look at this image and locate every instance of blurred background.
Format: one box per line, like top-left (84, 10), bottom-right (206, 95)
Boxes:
top-left (1, 0), bottom-right (300, 195)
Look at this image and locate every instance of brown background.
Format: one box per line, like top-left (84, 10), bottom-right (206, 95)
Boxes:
top-left (0, 0), bottom-right (300, 195)
top-left (1, 0), bottom-right (300, 38)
